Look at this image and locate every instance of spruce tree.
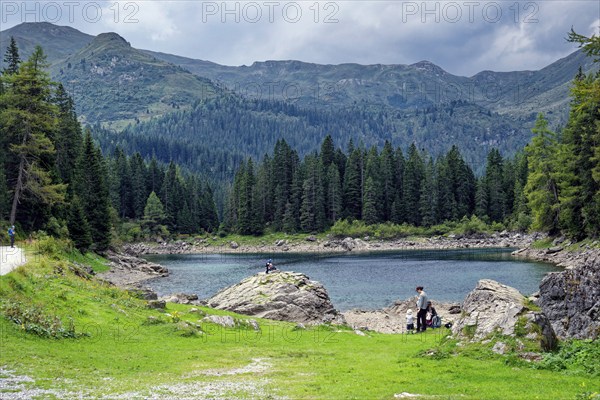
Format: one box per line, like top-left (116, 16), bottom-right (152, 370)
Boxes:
top-left (524, 115), bottom-right (561, 233)
top-left (403, 144), bottom-right (424, 226)
top-left (67, 195), bottom-right (93, 252)
top-left (343, 148), bottom-right (363, 220)
top-left (326, 164), bottom-right (342, 224)
top-left (362, 176), bottom-right (379, 225)
top-left (2, 37), bottom-right (21, 76)
top-left (75, 131), bottom-right (111, 251)
top-left (143, 191), bottom-right (167, 236)
top-left (53, 83), bottom-right (83, 186)
top-left (1, 46), bottom-right (66, 226)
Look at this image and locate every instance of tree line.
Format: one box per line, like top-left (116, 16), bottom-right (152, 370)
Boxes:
top-left (0, 40), bottom-right (218, 251)
top-left (223, 136), bottom-right (529, 235)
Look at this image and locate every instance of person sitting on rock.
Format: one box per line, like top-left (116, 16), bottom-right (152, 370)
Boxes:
top-left (425, 301), bottom-right (439, 328)
top-left (265, 259), bottom-right (276, 274)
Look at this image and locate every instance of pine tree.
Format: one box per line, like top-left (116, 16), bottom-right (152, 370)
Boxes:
top-left (2, 37), bottom-right (21, 76)
top-left (326, 163), bottom-right (342, 224)
top-left (161, 162), bottom-right (181, 230)
top-left (143, 191), bottom-right (167, 235)
top-left (53, 83), bottom-right (83, 186)
top-left (362, 176), bottom-right (379, 225)
top-left (483, 149), bottom-right (506, 222)
top-left (130, 153), bottom-right (148, 219)
top-left (403, 144), bottom-right (424, 226)
top-left (237, 159), bottom-right (261, 235)
top-left (343, 148), bottom-right (363, 220)
top-left (1, 46), bottom-right (66, 226)
top-left (379, 141), bottom-right (396, 221)
top-left (524, 114), bottom-right (561, 233)
top-left (300, 156), bottom-right (325, 232)
top-left (75, 130), bottom-right (111, 251)
top-left (67, 195), bottom-right (92, 252)
top-left (420, 158), bottom-right (437, 227)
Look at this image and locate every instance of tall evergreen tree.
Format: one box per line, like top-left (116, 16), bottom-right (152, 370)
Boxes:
top-left (53, 83), bottom-right (83, 186)
top-left (300, 155), bottom-right (325, 232)
top-left (67, 195), bottom-right (92, 252)
top-left (75, 131), bottom-right (111, 251)
top-left (326, 163), bottom-right (342, 224)
top-left (524, 114), bottom-right (561, 233)
top-left (483, 149), bottom-right (506, 222)
top-left (1, 46), bottom-right (66, 226)
top-left (403, 144), bottom-right (425, 225)
top-left (343, 148), bottom-right (363, 220)
top-left (2, 36), bottom-right (21, 76)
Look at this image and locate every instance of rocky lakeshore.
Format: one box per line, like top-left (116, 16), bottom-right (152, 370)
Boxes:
top-left (105, 233), bottom-right (599, 340)
top-left (122, 232), bottom-right (538, 256)
top-left (96, 250), bottom-right (169, 288)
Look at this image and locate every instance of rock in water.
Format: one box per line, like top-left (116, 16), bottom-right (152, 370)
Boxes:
top-left (207, 271), bottom-right (344, 324)
top-left (452, 279), bottom-right (556, 350)
top-left (538, 256), bottom-right (600, 339)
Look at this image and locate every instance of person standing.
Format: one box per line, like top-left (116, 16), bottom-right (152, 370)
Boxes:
top-left (415, 286), bottom-right (429, 332)
top-left (8, 225), bottom-right (15, 248)
top-left (406, 309), bottom-right (415, 334)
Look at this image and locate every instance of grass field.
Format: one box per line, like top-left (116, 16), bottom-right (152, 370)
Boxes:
top-left (0, 241), bottom-right (598, 399)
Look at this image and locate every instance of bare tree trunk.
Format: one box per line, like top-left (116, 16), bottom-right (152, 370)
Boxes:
top-left (9, 156), bottom-right (25, 225)
top-left (9, 127), bottom-right (29, 225)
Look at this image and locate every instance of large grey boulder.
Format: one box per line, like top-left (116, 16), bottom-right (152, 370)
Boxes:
top-left (538, 253), bottom-right (600, 339)
top-left (207, 271), bottom-right (344, 324)
top-left (453, 279), bottom-right (556, 350)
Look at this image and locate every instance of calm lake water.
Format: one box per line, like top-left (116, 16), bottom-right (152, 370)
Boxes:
top-left (145, 248), bottom-right (562, 311)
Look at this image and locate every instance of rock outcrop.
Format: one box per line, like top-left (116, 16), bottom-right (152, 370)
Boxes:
top-left (98, 251), bottom-right (169, 287)
top-left (452, 279), bottom-right (557, 350)
top-left (514, 248), bottom-right (600, 339)
top-left (207, 271), bottom-right (344, 324)
top-left (537, 254), bottom-right (600, 340)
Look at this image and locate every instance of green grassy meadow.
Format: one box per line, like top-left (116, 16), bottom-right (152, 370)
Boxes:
top-left (0, 243), bottom-right (599, 399)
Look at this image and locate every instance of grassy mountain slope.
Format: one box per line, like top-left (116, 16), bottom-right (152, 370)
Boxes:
top-left (0, 22), bottom-right (93, 65)
top-left (146, 48), bottom-right (597, 125)
top-left (0, 243), bottom-right (598, 398)
top-left (49, 32), bottom-right (224, 128)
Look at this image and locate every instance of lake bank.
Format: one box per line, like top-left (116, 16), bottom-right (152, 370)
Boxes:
top-left (123, 232), bottom-right (539, 257)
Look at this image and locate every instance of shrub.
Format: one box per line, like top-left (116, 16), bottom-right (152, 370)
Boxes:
top-left (1, 301), bottom-right (86, 339)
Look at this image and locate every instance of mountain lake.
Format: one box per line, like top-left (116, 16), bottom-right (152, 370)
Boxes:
top-left (145, 248), bottom-right (562, 311)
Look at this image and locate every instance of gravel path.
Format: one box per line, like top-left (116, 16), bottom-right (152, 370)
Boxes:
top-left (0, 246), bottom-right (27, 276)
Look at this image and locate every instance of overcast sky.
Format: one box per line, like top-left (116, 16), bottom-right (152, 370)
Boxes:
top-left (1, 0), bottom-right (598, 76)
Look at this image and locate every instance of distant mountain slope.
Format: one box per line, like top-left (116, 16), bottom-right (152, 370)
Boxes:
top-left (2, 22), bottom-right (596, 129)
top-left (0, 22), bottom-right (93, 64)
top-left (1, 23), bottom-right (224, 128)
top-left (94, 96), bottom-right (524, 182)
top-left (146, 49), bottom-right (596, 126)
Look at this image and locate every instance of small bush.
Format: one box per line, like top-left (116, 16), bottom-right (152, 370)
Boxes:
top-left (1, 301), bottom-right (85, 339)
top-left (537, 340), bottom-right (600, 376)
top-left (36, 235), bottom-right (72, 257)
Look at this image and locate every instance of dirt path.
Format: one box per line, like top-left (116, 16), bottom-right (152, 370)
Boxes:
top-left (0, 246), bottom-right (27, 275)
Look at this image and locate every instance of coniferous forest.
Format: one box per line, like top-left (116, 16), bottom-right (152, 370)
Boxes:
top-left (1, 31), bottom-right (599, 250)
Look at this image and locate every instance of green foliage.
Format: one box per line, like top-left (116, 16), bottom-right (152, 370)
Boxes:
top-left (536, 340), bottom-right (600, 376)
top-left (2, 301), bottom-right (85, 339)
top-left (329, 216), bottom-right (502, 239)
